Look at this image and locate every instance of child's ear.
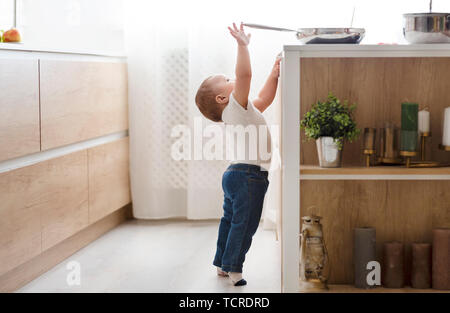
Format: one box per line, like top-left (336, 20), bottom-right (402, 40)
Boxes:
top-left (216, 95), bottom-right (228, 104)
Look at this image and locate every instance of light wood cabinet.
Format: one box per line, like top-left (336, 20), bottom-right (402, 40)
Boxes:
top-left (0, 165), bottom-right (42, 277)
top-left (39, 151), bottom-right (89, 251)
top-left (300, 179), bottom-right (450, 284)
top-left (300, 57), bottom-right (450, 166)
top-left (0, 150), bottom-right (88, 275)
top-left (88, 137), bottom-right (130, 223)
top-left (0, 59), bottom-right (40, 162)
top-left (281, 45), bottom-right (450, 292)
top-left (0, 54), bottom-right (130, 289)
top-left (40, 60), bottom-right (128, 150)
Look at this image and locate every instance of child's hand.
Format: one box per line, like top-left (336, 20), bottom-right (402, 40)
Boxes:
top-left (228, 22), bottom-right (251, 46)
top-left (270, 55), bottom-right (282, 79)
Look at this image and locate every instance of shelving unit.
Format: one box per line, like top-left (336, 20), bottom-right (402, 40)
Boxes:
top-left (300, 165), bottom-right (450, 180)
top-left (280, 44), bottom-right (450, 293)
top-left (300, 285), bottom-right (450, 293)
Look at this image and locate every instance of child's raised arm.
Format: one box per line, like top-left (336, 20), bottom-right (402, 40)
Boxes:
top-left (253, 56), bottom-right (281, 113)
top-left (228, 22), bottom-right (251, 109)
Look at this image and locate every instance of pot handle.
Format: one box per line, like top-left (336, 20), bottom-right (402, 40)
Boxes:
top-left (243, 23), bottom-right (296, 32)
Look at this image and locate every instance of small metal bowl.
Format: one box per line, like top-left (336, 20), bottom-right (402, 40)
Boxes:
top-left (296, 28), bottom-right (365, 44)
top-left (403, 13), bottom-right (450, 44)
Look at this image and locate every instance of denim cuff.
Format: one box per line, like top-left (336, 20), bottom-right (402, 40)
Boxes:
top-left (221, 264), bottom-right (242, 273)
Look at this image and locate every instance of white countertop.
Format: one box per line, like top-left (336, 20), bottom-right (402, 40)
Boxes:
top-left (284, 43), bottom-right (450, 50)
top-left (0, 42), bottom-right (126, 58)
top-left (283, 43), bottom-right (450, 57)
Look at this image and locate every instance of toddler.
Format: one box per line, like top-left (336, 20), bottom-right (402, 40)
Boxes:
top-left (195, 22), bottom-right (280, 286)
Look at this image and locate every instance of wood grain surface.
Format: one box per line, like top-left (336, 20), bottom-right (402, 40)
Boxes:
top-left (0, 150), bottom-right (89, 276)
top-left (300, 58), bottom-right (450, 166)
top-left (300, 180), bottom-right (450, 284)
top-left (88, 137), bottom-right (131, 223)
top-left (40, 60), bottom-right (128, 150)
top-left (0, 59), bottom-right (40, 161)
top-left (0, 204), bottom-right (131, 292)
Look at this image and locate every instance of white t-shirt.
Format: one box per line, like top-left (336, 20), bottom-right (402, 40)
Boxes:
top-left (221, 93), bottom-right (272, 170)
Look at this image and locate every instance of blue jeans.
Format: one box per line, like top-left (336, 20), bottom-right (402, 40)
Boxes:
top-left (213, 163), bottom-right (269, 273)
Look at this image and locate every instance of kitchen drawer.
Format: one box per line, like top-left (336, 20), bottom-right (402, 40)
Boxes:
top-left (40, 60), bottom-right (128, 150)
top-left (0, 59), bottom-right (40, 162)
top-left (88, 137), bottom-right (131, 223)
top-left (0, 150), bottom-right (89, 276)
top-left (39, 150), bottom-right (89, 251)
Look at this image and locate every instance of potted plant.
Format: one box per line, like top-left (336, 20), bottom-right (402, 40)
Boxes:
top-left (300, 92), bottom-right (360, 167)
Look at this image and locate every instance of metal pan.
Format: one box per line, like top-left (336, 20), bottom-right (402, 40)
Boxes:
top-left (243, 23), bottom-right (365, 44)
top-left (403, 13), bottom-right (450, 43)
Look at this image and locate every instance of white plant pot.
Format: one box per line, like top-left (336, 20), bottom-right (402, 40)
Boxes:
top-left (316, 137), bottom-right (342, 168)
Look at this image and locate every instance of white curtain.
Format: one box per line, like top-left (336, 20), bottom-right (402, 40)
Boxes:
top-left (124, 0), bottom-right (442, 222)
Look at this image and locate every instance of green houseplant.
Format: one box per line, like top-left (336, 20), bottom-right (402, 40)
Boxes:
top-left (300, 92), bottom-right (360, 167)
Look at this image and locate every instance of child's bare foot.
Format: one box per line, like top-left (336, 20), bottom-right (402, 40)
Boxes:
top-left (229, 272), bottom-right (247, 286)
top-left (216, 267), bottom-right (228, 277)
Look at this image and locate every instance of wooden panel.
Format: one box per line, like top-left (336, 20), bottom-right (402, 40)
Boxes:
top-left (0, 150), bottom-right (88, 276)
top-left (0, 165), bottom-right (42, 277)
top-left (88, 137), bottom-right (130, 223)
top-left (300, 58), bottom-right (450, 166)
top-left (300, 165), bottom-right (450, 176)
top-left (40, 60), bottom-right (128, 150)
top-left (0, 59), bottom-right (40, 161)
top-left (40, 151), bottom-right (89, 251)
top-left (300, 180), bottom-right (450, 284)
top-left (0, 204), bottom-right (131, 292)
top-left (303, 284), bottom-right (450, 293)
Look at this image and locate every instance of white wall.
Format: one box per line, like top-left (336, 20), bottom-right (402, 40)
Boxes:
top-left (0, 0), bottom-right (15, 31)
top-left (3, 0), bottom-right (450, 54)
top-left (16, 0), bottom-right (124, 53)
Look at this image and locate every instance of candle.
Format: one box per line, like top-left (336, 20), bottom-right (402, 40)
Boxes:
top-left (401, 102), bottom-right (419, 131)
top-left (401, 103), bottom-right (419, 151)
top-left (432, 228), bottom-right (450, 290)
top-left (354, 227), bottom-right (377, 289)
top-left (411, 243), bottom-right (431, 289)
top-left (400, 131), bottom-right (417, 152)
top-left (418, 110), bottom-right (430, 134)
top-left (382, 241), bottom-right (404, 288)
top-left (443, 107), bottom-right (450, 146)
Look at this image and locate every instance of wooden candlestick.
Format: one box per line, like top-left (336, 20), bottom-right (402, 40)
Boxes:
top-left (382, 241), bottom-right (404, 288)
top-left (411, 243), bottom-right (431, 289)
top-left (432, 228), bottom-right (450, 290)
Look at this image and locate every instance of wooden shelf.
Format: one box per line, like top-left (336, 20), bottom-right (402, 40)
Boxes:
top-left (300, 165), bottom-right (450, 180)
top-left (300, 284), bottom-right (450, 293)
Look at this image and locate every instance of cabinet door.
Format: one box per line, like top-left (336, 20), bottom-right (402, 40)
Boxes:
top-left (40, 60), bottom-right (128, 150)
top-left (0, 59), bottom-right (40, 162)
top-left (0, 150), bottom-right (89, 277)
top-left (39, 151), bottom-right (89, 251)
top-left (88, 137), bottom-right (130, 223)
top-left (0, 165), bottom-right (42, 277)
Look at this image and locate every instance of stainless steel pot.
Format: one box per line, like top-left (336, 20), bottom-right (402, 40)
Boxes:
top-left (403, 13), bottom-right (450, 43)
top-left (243, 23), bottom-right (365, 44)
top-left (316, 137), bottom-right (342, 168)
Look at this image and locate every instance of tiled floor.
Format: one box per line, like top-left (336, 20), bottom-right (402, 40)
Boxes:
top-left (18, 219), bottom-right (281, 293)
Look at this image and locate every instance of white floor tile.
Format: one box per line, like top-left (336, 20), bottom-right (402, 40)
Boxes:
top-left (17, 219), bottom-right (281, 293)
